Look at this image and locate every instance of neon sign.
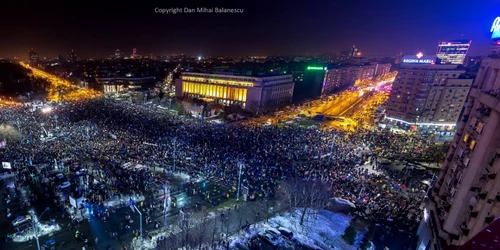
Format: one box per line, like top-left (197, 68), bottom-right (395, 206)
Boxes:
top-left (307, 66), bottom-right (326, 70)
top-left (416, 52), bottom-right (423, 58)
top-left (492, 17), bottom-right (500, 39)
top-left (402, 59), bottom-right (434, 64)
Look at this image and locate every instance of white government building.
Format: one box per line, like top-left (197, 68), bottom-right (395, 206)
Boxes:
top-left (175, 72), bottom-right (294, 112)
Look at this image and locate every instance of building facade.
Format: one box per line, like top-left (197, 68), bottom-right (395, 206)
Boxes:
top-left (374, 63), bottom-right (392, 76)
top-left (28, 48), bottom-right (39, 66)
top-left (97, 76), bottom-right (156, 93)
top-left (175, 72), bottom-right (294, 112)
top-left (420, 56), bottom-right (500, 250)
top-left (322, 64), bottom-right (380, 95)
top-left (292, 66), bottom-right (326, 102)
top-left (386, 54), bottom-right (472, 130)
top-left (436, 40), bottom-right (471, 65)
top-left (418, 19), bottom-right (500, 250)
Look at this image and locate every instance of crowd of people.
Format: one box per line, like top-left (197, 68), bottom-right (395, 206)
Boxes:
top-left (0, 98), bottom-right (442, 237)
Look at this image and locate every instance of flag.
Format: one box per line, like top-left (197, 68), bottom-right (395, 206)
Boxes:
top-left (129, 198), bottom-right (135, 212)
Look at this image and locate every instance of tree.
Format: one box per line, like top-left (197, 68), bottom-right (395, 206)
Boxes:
top-left (190, 208), bottom-right (212, 250)
top-left (0, 124), bottom-right (20, 142)
top-left (342, 223), bottom-right (357, 245)
top-left (360, 226), bottom-right (375, 250)
top-left (277, 179), bottom-right (331, 226)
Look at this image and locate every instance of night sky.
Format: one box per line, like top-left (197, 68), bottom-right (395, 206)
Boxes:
top-left (1, 0), bottom-right (499, 59)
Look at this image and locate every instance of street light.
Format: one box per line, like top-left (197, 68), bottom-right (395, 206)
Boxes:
top-left (236, 162), bottom-right (244, 201)
top-left (173, 137), bottom-right (177, 172)
top-left (151, 181), bottom-right (170, 234)
top-left (32, 207), bottom-right (50, 250)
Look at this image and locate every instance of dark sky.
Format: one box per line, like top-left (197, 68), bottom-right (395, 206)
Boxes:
top-left (0, 0), bottom-right (498, 59)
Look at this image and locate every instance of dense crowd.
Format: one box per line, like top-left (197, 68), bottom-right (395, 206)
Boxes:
top-left (0, 99), bottom-right (440, 232)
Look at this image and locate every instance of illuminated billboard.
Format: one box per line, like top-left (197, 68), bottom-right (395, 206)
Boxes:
top-left (492, 17), bottom-right (500, 39)
top-left (402, 53), bottom-right (435, 64)
top-left (307, 66), bottom-right (327, 70)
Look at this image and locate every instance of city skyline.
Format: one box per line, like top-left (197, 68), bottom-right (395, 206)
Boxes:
top-left (1, 0), bottom-right (499, 59)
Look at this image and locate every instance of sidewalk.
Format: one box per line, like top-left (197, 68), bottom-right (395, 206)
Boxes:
top-left (132, 199), bottom-right (279, 250)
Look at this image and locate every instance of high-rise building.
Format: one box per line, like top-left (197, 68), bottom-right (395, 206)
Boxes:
top-left (385, 53), bottom-right (473, 132)
top-left (70, 49), bottom-right (77, 63)
top-left (132, 48), bottom-right (137, 58)
top-left (322, 64), bottom-right (381, 95)
top-left (350, 45), bottom-right (358, 58)
top-left (292, 66), bottom-right (327, 102)
top-left (114, 49), bottom-right (123, 59)
top-left (436, 40), bottom-right (471, 65)
top-left (28, 48), bottom-right (39, 65)
top-left (417, 18), bottom-right (500, 250)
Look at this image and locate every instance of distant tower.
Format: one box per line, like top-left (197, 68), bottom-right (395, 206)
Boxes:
top-left (132, 48), bottom-right (137, 58)
top-left (115, 49), bottom-right (122, 59)
top-left (436, 40), bottom-right (471, 65)
top-left (70, 49), bottom-right (77, 63)
top-left (349, 45), bottom-right (358, 58)
top-left (28, 48), bottom-right (39, 65)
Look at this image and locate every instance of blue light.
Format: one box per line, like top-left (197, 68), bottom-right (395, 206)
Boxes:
top-left (491, 17), bottom-right (500, 39)
top-left (493, 29), bottom-right (500, 39)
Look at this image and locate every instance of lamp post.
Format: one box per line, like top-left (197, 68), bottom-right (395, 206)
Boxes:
top-left (236, 162), bottom-right (243, 201)
top-left (152, 182), bottom-right (170, 233)
top-left (330, 133), bottom-right (336, 155)
top-left (32, 207), bottom-right (50, 250)
top-left (172, 136), bottom-right (178, 173)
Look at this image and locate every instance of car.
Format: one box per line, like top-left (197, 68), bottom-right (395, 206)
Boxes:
top-left (266, 228), bottom-right (281, 237)
top-left (75, 169), bottom-right (87, 176)
top-left (278, 227), bottom-right (294, 239)
top-left (258, 231), bottom-right (280, 247)
top-left (12, 215), bottom-right (31, 227)
top-left (58, 181), bottom-right (71, 190)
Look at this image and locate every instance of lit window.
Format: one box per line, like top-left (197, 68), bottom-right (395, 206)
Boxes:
top-left (463, 133), bottom-right (469, 143)
top-left (469, 140), bottom-right (476, 150)
top-left (476, 122), bottom-right (484, 134)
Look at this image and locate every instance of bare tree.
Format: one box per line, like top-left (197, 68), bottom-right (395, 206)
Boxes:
top-left (277, 178), bottom-right (331, 225)
top-left (191, 207), bottom-right (212, 250)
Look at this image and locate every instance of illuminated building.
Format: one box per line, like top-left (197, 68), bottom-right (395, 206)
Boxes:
top-left (322, 64), bottom-right (379, 95)
top-left (436, 40), bottom-right (471, 65)
top-left (114, 49), bottom-right (123, 59)
top-left (97, 76), bottom-right (156, 93)
top-left (292, 66), bottom-right (326, 102)
top-left (28, 48), bottom-right (39, 66)
top-left (132, 48), bottom-right (137, 58)
top-left (350, 45), bottom-right (358, 58)
top-left (374, 63), bottom-right (392, 76)
top-left (420, 22), bottom-right (500, 249)
top-left (175, 72), bottom-right (294, 112)
top-left (70, 49), bottom-right (77, 63)
top-left (386, 53), bottom-right (473, 131)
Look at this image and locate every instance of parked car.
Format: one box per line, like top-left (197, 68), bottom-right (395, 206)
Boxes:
top-left (278, 227), bottom-right (294, 239)
top-left (12, 215), bottom-right (31, 227)
top-left (75, 169), bottom-right (87, 176)
top-left (266, 228), bottom-right (281, 237)
top-left (258, 231), bottom-right (280, 247)
top-left (58, 181), bottom-right (71, 190)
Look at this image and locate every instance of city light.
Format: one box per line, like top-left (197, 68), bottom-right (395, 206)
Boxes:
top-left (307, 66), bottom-right (325, 70)
top-left (19, 62), bottom-right (102, 102)
top-left (41, 107), bottom-right (52, 113)
top-left (491, 17), bottom-right (500, 38)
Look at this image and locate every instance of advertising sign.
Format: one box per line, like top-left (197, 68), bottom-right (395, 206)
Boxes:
top-left (492, 17), bottom-right (500, 39)
top-left (402, 53), bottom-right (435, 64)
top-left (2, 162), bottom-right (11, 169)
